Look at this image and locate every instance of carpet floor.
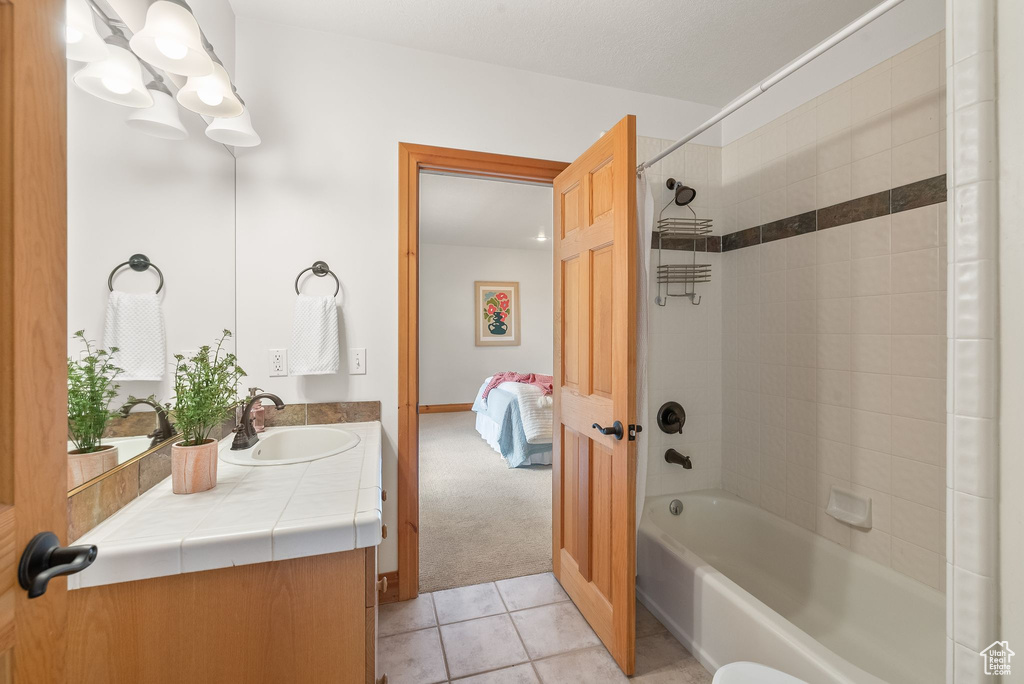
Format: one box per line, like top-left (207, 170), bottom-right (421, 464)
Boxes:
top-left (418, 411), bottom-right (552, 593)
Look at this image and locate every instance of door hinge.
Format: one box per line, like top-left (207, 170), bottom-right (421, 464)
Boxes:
top-left (628, 424), bottom-right (643, 441)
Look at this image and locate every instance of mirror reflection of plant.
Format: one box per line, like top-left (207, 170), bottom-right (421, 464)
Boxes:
top-left (67, 331), bottom-right (123, 453)
top-left (172, 330), bottom-right (245, 447)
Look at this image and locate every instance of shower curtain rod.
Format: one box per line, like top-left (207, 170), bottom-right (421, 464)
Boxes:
top-left (637, 0), bottom-right (908, 175)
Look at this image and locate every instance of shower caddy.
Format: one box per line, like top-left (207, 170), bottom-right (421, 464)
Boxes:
top-left (654, 178), bottom-right (712, 306)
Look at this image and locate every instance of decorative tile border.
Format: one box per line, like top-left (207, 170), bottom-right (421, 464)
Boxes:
top-left (708, 174), bottom-right (947, 253)
top-left (68, 400), bottom-right (382, 541)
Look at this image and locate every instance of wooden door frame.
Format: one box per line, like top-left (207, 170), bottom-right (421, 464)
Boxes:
top-left (397, 143), bottom-right (568, 601)
top-left (1, 0), bottom-right (70, 680)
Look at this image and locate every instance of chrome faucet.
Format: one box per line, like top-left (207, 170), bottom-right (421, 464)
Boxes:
top-left (231, 392), bottom-right (285, 450)
top-left (119, 396), bottom-right (175, 448)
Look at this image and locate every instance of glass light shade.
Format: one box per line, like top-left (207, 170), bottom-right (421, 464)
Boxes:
top-left (72, 43), bottom-right (154, 108)
top-left (176, 62), bottom-right (243, 118)
top-left (126, 89), bottom-right (188, 140)
top-left (66, 0), bottom-right (107, 62)
top-left (129, 1), bottom-right (213, 77)
top-left (205, 107), bottom-right (260, 147)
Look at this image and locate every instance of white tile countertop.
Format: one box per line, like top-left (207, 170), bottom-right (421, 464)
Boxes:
top-left (70, 421), bottom-right (382, 590)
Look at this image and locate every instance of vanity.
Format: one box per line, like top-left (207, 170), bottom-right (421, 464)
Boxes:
top-left (65, 421), bottom-right (386, 684)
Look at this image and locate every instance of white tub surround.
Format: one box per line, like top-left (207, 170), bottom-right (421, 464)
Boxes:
top-left (69, 421), bottom-right (383, 589)
top-left (637, 490), bottom-right (944, 684)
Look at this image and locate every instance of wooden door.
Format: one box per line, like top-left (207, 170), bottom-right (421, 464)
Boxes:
top-left (0, 0), bottom-right (71, 681)
top-left (552, 115), bottom-right (637, 674)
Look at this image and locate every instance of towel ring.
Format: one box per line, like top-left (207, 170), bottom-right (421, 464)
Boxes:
top-left (107, 254), bottom-right (164, 294)
top-left (294, 260), bottom-right (340, 298)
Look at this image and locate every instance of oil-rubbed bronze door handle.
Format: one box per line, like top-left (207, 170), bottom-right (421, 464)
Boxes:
top-left (592, 421), bottom-right (624, 440)
top-left (19, 531), bottom-right (97, 598)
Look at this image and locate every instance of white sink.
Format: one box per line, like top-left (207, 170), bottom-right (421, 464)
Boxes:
top-left (220, 426), bottom-right (361, 466)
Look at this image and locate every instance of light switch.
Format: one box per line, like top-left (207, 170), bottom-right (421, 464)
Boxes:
top-left (349, 348), bottom-right (366, 375)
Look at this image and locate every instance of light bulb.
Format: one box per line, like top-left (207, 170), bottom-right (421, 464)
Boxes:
top-left (155, 36), bottom-right (188, 60)
top-left (101, 76), bottom-right (132, 95)
top-left (197, 87), bottom-right (223, 106)
top-left (66, 25), bottom-right (84, 44)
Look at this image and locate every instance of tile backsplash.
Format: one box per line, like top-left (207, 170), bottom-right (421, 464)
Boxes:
top-left (68, 400), bottom-right (382, 542)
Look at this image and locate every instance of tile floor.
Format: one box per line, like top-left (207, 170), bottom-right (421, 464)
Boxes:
top-left (378, 573), bottom-right (712, 683)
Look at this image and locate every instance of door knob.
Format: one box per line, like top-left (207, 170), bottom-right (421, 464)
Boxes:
top-left (592, 421), bottom-right (624, 440)
top-left (18, 531), bottom-right (97, 599)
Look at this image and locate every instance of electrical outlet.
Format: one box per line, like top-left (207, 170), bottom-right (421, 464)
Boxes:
top-left (269, 349), bottom-right (288, 377)
top-left (348, 348), bottom-right (366, 375)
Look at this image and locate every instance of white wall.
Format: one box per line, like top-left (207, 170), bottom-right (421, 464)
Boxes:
top-left (67, 0), bottom-right (237, 407)
top-left (419, 243), bottom-right (552, 406)
top-left (233, 18), bottom-right (721, 572)
top-left (639, 137), bottom-right (724, 498)
top-left (721, 0), bottom-right (945, 144)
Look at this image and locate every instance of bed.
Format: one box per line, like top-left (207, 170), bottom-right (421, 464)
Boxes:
top-left (471, 375), bottom-right (553, 467)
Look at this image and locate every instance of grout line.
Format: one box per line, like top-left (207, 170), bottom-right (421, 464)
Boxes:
top-left (383, 596), bottom-right (572, 637)
top-left (430, 594), bottom-right (453, 682)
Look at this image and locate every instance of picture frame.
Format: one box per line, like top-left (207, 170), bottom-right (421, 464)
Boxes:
top-left (474, 281), bottom-right (520, 347)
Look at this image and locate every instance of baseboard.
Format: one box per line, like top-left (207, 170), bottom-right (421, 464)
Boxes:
top-left (378, 571), bottom-right (400, 603)
top-left (418, 403), bottom-right (474, 414)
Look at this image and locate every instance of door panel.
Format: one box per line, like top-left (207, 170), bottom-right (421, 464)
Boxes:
top-left (551, 116), bottom-right (637, 674)
top-left (0, 0), bottom-right (70, 680)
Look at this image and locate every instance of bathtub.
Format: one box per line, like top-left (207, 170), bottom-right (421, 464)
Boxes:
top-left (636, 490), bottom-right (944, 684)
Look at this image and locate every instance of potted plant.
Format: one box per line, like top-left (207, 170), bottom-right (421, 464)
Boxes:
top-left (67, 331), bottom-right (123, 489)
top-left (170, 330), bottom-right (245, 494)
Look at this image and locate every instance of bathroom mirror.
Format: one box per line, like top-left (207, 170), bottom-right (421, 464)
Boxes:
top-left (66, 59), bottom-right (237, 493)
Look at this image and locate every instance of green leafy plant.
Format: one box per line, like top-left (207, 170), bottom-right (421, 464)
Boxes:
top-left (67, 331), bottom-right (123, 453)
top-left (172, 330), bottom-right (246, 447)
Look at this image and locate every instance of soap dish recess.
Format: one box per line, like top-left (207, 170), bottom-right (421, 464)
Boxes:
top-left (825, 486), bottom-right (872, 529)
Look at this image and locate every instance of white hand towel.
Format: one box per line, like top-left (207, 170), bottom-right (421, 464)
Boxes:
top-left (103, 291), bottom-right (167, 381)
top-left (290, 294), bottom-right (340, 375)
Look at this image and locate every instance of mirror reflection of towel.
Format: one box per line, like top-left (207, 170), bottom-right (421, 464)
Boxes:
top-left (103, 291), bottom-right (167, 381)
top-left (290, 294), bottom-right (340, 375)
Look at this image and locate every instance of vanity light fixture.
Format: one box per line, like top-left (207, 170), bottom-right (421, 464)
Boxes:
top-left (205, 97), bottom-right (260, 147)
top-left (129, 0), bottom-right (214, 77)
top-left (72, 33), bottom-right (154, 108)
top-left (66, 0), bottom-right (107, 62)
top-left (125, 80), bottom-right (188, 140)
top-left (176, 55), bottom-right (243, 118)
top-left (535, 228), bottom-right (548, 242)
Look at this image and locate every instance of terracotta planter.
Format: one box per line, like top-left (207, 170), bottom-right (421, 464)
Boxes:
top-left (171, 439), bottom-right (218, 495)
top-left (67, 444), bottom-right (118, 490)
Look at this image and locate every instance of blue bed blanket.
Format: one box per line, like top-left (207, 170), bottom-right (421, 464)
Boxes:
top-left (472, 386), bottom-right (550, 468)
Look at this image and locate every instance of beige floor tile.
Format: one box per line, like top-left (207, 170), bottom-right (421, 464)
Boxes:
top-left (434, 582), bottom-right (507, 624)
top-left (453, 663), bottom-right (540, 683)
top-left (631, 633), bottom-right (711, 683)
top-left (378, 627), bottom-right (448, 684)
top-left (496, 573), bottom-right (569, 611)
top-left (441, 614), bottom-right (530, 679)
top-left (511, 601), bottom-right (602, 659)
top-left (534, 647), bottom-right (628, 684)
top-left (635, 600), bottom-right (668, 638)
top-left (379, 592), bottom-right (437, 636)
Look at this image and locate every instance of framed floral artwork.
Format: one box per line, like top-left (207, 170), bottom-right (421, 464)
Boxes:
top-left (474, 281), bottom-right (520, 346)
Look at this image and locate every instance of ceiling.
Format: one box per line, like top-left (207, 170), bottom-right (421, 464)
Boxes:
top-left (228, 0), bottom-right (880, 105)
top-left (419, 173), bottom-right (553, 251)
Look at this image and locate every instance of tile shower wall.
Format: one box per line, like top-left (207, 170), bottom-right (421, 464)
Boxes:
top-left (718, 32), bottom-right (949, 591)
top-left (639, 136), bottom-right (724, 497)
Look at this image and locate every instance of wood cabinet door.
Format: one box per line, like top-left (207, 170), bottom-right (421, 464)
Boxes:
top-left (551, 115), bottom-right (637, 674)
top-left (0, 0), bottom-right (70, 681)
